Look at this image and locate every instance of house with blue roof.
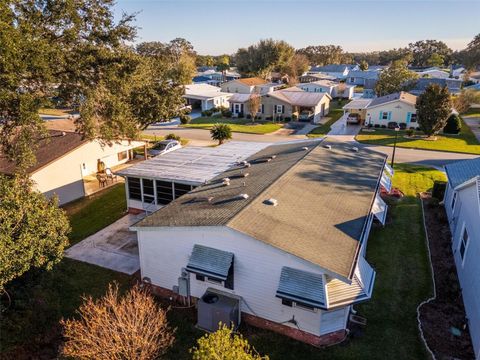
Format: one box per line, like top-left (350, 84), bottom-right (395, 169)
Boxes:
top-left (346, 70), bottom-right (380, 86)
top-left (410, 78), bottom-right (463, 95)
top-left (308, 64), bottom-right (359, 80)
top-left (444, 157), bottom-right (480, 359)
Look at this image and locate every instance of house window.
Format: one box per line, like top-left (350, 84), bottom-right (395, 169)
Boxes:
top-left (280, 299), bottom-right (316, 312)
top-left (350, 77), bottom-right (355, 83)
top-left (156, 180), bottom-right (173, 205)
top-left (196, 274), bottom-right (205, 281)
top-left (381, 112), bottom-right (389, 120)
top-left (459, 227), bottom-right (469, 260)
top-left (410, 113), bottom-right (417, 123)
top-left (451, 192), bottom-right (457, 210)
top-left (142, 178), bottom-right (155, 204)
top-left (117, 150), bottom-right (128, 161)
top-left (259, 104), bottom-right (264, 114)
top-left (127, 177), bottom-right (142, 201)
top-left (275, 105), bottom-right (284, 114)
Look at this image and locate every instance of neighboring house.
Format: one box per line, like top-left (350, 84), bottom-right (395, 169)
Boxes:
top-left (451, 65), bottom-right (466, 78)
top-left (414, 69), bottom-right (450, 79)
top-left (297, 80), bottom-right (355, 99)
top-left (298, 73), bottom-right (336, 83)
top-left (346, 70), bottom-right (380, 86)
top-left (465, 83), bottom-right (480, 91)
top-left (220, 77), bottom-right (268, 94)
top-left (184, 84), bottom-right (232, 111)
top-left (410, 78), bottom-right (463, 95)
top-left (228, 93), bottom-right (252, 116)
top-left (117, 141), bottom-right (268, 213)
top-left (342, 99), bottom-right (373, 123)
top-left (308, 64), bottom-right (359, 79)
top-left (0, 130), bottom-right (145, 205)
top-left (261, 88), bottom-right (331, 123)
top-left (443, 158), bottom-right (480, 359)
top-left (363, 92), bottom-right (418, 127)
top-left (130, 139), bottom-right (392, 346)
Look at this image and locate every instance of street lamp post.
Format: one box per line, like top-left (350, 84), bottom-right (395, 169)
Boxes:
top-left (391, 127), bottom-right (400, 167)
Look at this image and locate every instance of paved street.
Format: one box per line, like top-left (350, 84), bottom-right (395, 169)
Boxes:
top-left (143, 125), bottom-right (479, 167)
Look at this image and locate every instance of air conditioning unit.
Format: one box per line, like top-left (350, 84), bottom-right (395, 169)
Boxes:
top-left (197, 290), bottom-right (240, 332)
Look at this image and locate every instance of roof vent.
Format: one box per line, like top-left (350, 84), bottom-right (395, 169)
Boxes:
top-left (61, 131), bottom-right (66, 137)
top-left (324, 144), bottom-right (332, 150)
top-left (236, 193), bottom-right (249, 200)
top-left (302, 146), bottom-right (308, 151)
top-left (223, 179), bottom-right (230, 186)
top-left (222, 177), bottom-right (230, 182)
top-left (264, 198), bottom-right (278, 206)
top-left (352, 147), bottom-right (359, 152)
top-left (190, 196), bottom-right (214, 203)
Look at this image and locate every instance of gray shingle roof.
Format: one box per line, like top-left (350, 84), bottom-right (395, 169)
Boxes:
top-left (310, 65), bottom-right (348, 73)
top-left (368, 91), bottom-right (417, 108)
top-left (445, 157), bottom-right (480, 188)
top-left (413, 78), bottom-right (462, 92)
top-left (347, 70), bottom-right (379, 80)
top-left (134, 140), bottom-right (386, 280)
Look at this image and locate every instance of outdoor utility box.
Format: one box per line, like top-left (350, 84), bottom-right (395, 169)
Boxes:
top-left (197, 290), bottom-right (240, 332)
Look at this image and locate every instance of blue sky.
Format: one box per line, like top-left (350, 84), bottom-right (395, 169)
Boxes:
top-left (115, 0), bottom-right (479, 55)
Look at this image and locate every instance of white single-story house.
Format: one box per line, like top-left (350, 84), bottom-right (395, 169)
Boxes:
top-left (297, 80), bottom-right (355, 99)
top-left (444, 158), bottom-right (480, 359)
top-left (116, 141), bottom-right (268, 213)
top-left (0, 130), bottom-right (145, 205)
top-left (308, 64), bottom-right (359, 80)
top-left (414, 69), bottom-right (450, 79)
top-left (184, 84), bottom-right (232, 111)
top-left (130, 139), bottom-right (392, 346)
top-left (364, 92), bottom-right (418, 127)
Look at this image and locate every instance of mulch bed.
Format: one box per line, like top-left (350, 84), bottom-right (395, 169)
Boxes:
top-left (419, 194), bottom-right (475, 359)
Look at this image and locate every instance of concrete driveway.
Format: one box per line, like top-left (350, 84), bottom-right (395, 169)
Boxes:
top-left (65, 214), bottom-right (144, 275)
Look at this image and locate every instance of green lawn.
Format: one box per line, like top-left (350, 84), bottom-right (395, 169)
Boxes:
top-left (63, 184), bottom-right (127, 245)
top-left (356, 119), bottom-right (480, 154)
top-left (181, 117), bottom-right (283, 134)
top-left (2, 166), bottom-right (447, 359)
top-left (162, 164), bottom-right (446, 359)
top-left (307, 105), bottom-right (344, 137)
top-left (1, 185), bottom-right (131, 357)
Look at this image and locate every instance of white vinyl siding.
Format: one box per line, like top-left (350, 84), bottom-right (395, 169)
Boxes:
top-left (137, 226), bottom-right (351, 337)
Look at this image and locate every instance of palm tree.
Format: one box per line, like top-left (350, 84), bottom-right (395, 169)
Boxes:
top-left (210, 123), bottom-right (232, 145)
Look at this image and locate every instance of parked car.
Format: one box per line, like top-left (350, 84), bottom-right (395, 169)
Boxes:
top-left (148, 140), bottom-right (181, 157)
top-left (299, 110), bottom-right (313, 122)
top-left (346, 113), bottom-right (360, 124)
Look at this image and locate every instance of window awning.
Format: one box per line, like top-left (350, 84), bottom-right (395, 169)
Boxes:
top-left (186, 244), bottom-right (234, 281)
top-left (380, 171), bottom-right (392, 192)
top-left (384, 163), bottom-right (394, 177)
top-left (276, 267), bottom-right (326, 309)
top-left (372, 194), bottom-right (388, 225)
top-left (326, 257), bottom-right (376, 308)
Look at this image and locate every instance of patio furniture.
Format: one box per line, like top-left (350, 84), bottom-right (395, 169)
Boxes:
top-left (105, 168), bottom-right (117, 183)
top-left (96, 173), bottom-right (108, 188)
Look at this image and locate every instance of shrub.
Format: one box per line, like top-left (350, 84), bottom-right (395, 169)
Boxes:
top-left (443, 114), bottom-right (462, 134)
top-left (266, 116), bottom-right (273, 121)
top-left (292, 114), bottom-right (298, 121)
top-left (165, 133), bottom-right (181, 141)
top-left (406, 129), bottom-right (414, 137)
top-left (222, 110), bottom-right (232, 118)
top-left (409, 126), bottom-right (415, 130)
top-left (284, 116), bottom-right (291, 122)
top-left (179, 114), bottom-right (191, 124)
top-left (237, 112), bottom-right (244, 118)
top-left (387, 121), bottom-right (398, 129)
top-left (246, 114), bottom-right (252, 120)
top-left (381, 124), bottom-right (387, 128)
top-left (374, 124), bottom-right (380, 128)
top-left (254, 115), bottom-right (262, 120)
top-left (210, 124), bottom-right (232, 145)
top-left (432, 181), bottom-right (447, 200)
top-left (399, 122), bottom-right (407, 130)
top-left (61, 284), bottom-right (174, 360)
top-left (201, 109), bottom-right (213, 117)
top-left (190, 324), bottom-right (268, 360)
top-left (367, 123), bottom-right (373, 128)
